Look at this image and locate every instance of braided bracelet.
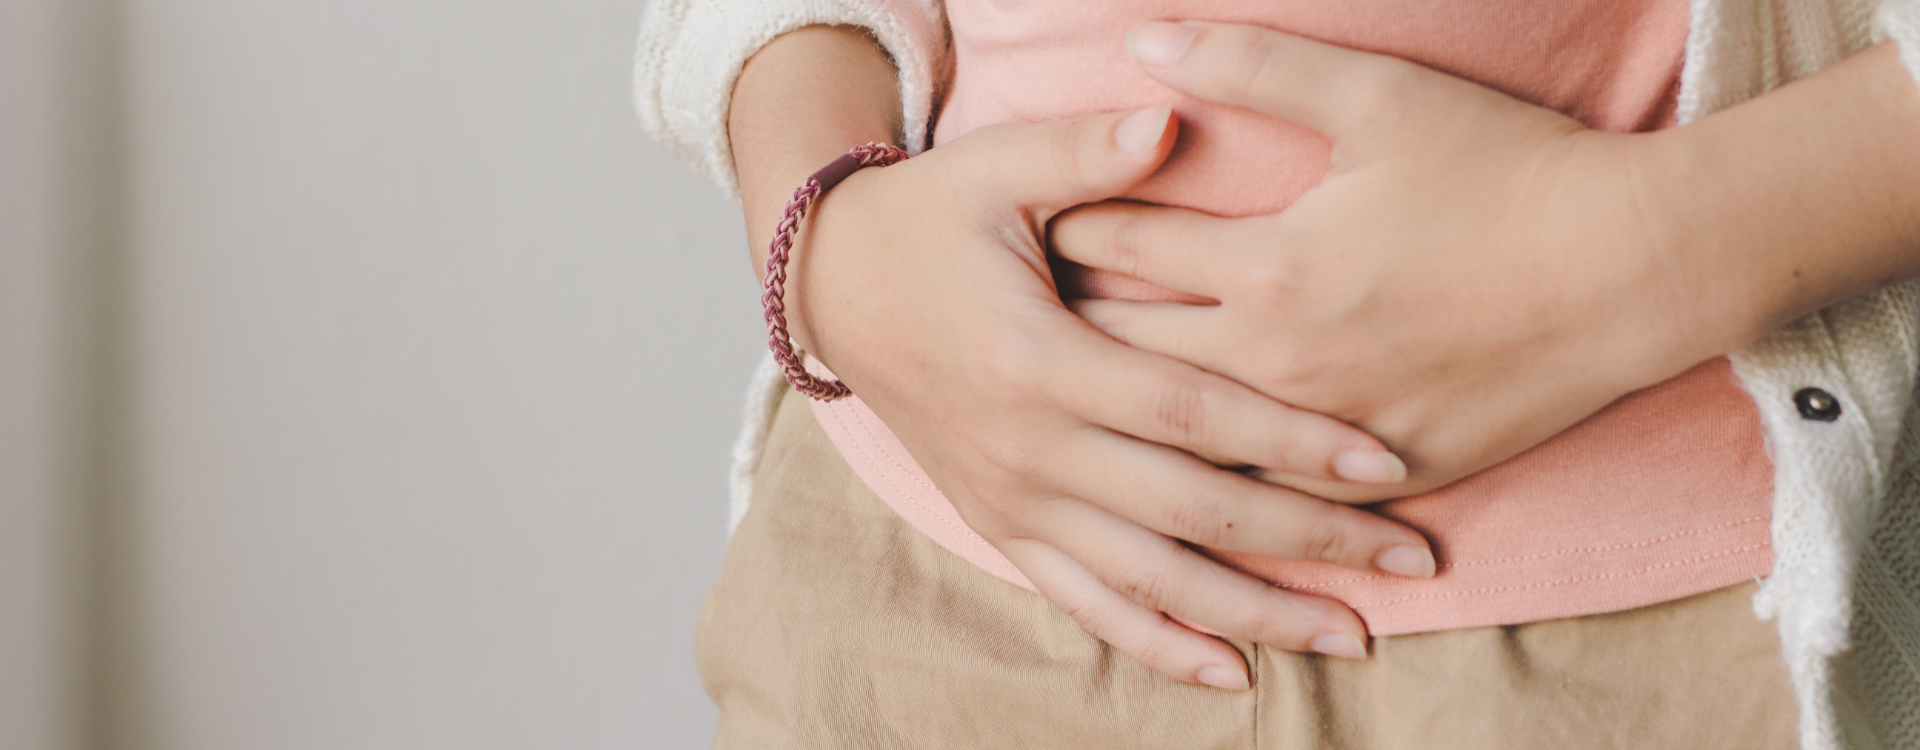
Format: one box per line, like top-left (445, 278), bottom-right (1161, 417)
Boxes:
top-left (762, 142), bottom-right (910, 401)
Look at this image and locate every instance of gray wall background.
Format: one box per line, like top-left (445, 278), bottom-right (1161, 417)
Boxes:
top-left (2, 0), bottom-right (755, 747)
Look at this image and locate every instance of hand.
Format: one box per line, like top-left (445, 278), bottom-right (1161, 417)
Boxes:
top-left (1051, 22), bottom-right (1713, 502)
top-left (783, 105), bottom-right (1438, 687)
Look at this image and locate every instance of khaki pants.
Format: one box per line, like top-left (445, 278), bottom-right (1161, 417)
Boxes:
top-left (697, 388), bottom-right (1798, 749)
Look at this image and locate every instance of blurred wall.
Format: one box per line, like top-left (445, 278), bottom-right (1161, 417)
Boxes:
top-left (2, 0), bottom-right (118, 748)
top-left (3, 0), bottom-right (759, 747)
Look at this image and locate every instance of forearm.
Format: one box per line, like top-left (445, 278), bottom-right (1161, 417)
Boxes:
top-left (1651, 43), bottom-right (1920, 360)
top-left (729, 25), bottom-right (903, 275)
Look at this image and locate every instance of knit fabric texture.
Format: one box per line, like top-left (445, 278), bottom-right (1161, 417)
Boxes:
top-left (635, 1), bottom-right (1920, 747)
top-left (632, 0), bottom-right (945, 199)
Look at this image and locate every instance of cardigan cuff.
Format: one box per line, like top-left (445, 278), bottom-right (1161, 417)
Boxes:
top-left (633, 0), bottom-right (945, 199)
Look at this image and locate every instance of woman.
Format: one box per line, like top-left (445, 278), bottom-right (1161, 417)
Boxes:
top-left (636, 0), bottom-right (1920, 747)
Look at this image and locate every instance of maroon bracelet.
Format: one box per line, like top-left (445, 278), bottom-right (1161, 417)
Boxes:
top-left (762, 142), bottom-right (910, 401)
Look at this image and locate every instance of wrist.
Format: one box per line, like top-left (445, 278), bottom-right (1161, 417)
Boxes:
top-left (1543, 128), bottom-right (1737, 396)
top-left (1645, 43), bottom-right (1920, 356)
top-left (730, 25), bottom-right (903, 269)
top-left (1622, 128), bottom-right (1770, 367)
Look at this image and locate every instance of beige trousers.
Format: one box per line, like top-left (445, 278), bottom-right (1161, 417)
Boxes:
top-left (697, 388), bottom-right (1799, 749)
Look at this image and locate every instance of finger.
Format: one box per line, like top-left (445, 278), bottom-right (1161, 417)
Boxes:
top-left (1035, 500), bottom-right (1374, 659)
top-left (998, 536), bottom-right (1253, 689)
top-left (1126, 21), bottom-right (1425, 149)
top-left (1058, 427), bottom-right (1433, 575)
top-left (1049, 201), bottom-right (1236, 299)
top-left (1041, 321), bottom-right (1408, 485)
top-left (942, 106), bottom-right (1178, 214)
top-left (1070, 297), bottom-right (1227, 370)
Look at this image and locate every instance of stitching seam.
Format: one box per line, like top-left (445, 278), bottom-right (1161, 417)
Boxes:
top-left (832, 402), bottom-right (999, 553)
top-left (1342, 542), bottom-right (1771, 609)
top-left (1284, 514), bottom-right (1770, 591)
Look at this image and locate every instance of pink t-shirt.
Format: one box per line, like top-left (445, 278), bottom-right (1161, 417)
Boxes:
top-left (809, 0), bottom-right (1774, 635)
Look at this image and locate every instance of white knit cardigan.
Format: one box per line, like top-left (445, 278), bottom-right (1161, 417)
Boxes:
top-left (635, 1), bottom-right (1920, 747)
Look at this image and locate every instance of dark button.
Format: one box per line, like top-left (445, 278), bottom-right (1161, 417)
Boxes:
top-left (1794, 388), bottom-right (1842, 422)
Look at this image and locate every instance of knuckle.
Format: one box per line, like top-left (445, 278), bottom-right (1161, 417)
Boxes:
top-left (1232, 233), bottom-right (1304, 299)
top-left (1107, 211), bottom-right (1147, 279)
top-left (1368, 57), bottom-right (1422, 95)
top-left (1061, 599), bottom-right (1112, 638)
top-left (1050, 118), bottom-right (1104, 191)
top-left (1164, 494), bottom-right (1231, 546)
top-left (975, 437), bottom-right (1045, 480)
top-left (1212, 598), bottom-right (1291, 646)
top-left (1236, 258), bottom-right (1290, 298)
top-left (1131, 637), bottom-right (1178, 674)
top-left (1112, 566), bottom-right (1175, 612)
top-left (1149, 377), bottom-right (1210, 447)
top-left (1229, 258), bottom-right (1299, 305)
top-left (979, 332), bottom-right (1050, 399)
top-left (1248, 601), bottom-right (1314, 646)
top-left (1230, 32), bottom-right (1293, 100)
top-left (1301, 511), bottom-right (1358, 566)
top-left (1346, 58), bottom-right (1418, 121)
top-left (1262, 432), bottom-right (1321, 477)
top-left (1113, 212), bottom-right (1152, 283)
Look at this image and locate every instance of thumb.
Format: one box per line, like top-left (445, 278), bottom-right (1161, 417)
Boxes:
top-left (1126, 22), bottom-right (1414, 152)
top-left (944, 106), bottom-right (1176, 214)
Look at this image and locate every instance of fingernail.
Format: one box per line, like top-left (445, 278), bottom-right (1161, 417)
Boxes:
top-left (1310, 633), bottom-right (1369, 660)
top-left (1114, 106), bottom-right (1173, 152)
top-left (1128, 22), bottom-right (1197, 67)
top-left (1197, 665), bottom-right (1250, 690)
top-left (1375, 545), bottom-right (1437, 579)
top-left (1333, 450), bottom-right (1407, 484)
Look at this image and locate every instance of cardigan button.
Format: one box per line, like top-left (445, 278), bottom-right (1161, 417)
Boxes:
top-left (1794, 388), bottom-right (1842, 422)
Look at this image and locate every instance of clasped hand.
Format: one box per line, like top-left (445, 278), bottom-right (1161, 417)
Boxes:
top-left (1054, 22), bottom-right (1705, 503)
top-left (768, 19), bottom-right (1714, 692)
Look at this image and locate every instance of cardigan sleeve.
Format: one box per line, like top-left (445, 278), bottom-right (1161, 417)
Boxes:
top-left (633, 0), bottom-right (947, 198)
top-left (1876, 0), bottom-right (1920, 92)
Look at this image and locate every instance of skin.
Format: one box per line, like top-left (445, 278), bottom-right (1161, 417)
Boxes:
top-left (731, 27), bottom-right (1434, 691)
top-left (725, 23), bottom-right (1920, 689)
top-left (1053, 23), bottom-right (1920, 501)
